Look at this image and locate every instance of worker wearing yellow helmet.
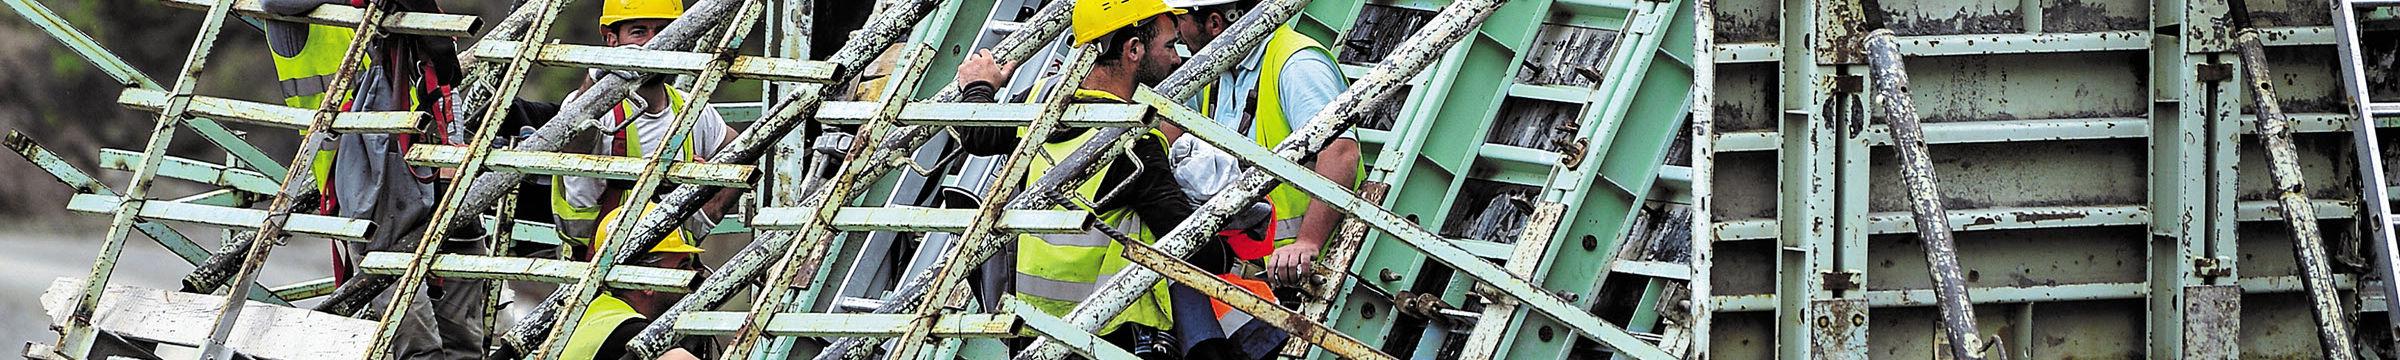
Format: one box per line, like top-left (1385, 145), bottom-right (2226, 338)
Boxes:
top-left (555, 203), bottom-right (710, 360)
top-left (551, 0), bottom-right (742, 252)
top-left (545, 2), bottom-right (732, 359)
top-left (950, 0), bottom-right (1233, 356)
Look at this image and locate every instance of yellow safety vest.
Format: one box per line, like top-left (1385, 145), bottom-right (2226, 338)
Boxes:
top-left (1014, 90), bottom-right (1177, 334)
top-left (272, 23), bottom-right (368, 207)
top-left (552, 87), bottom-right (699, 245)
top-left (1198, 26), bottom-right (1360, 244)
top-left (561, 293), bottom-right (646, 360)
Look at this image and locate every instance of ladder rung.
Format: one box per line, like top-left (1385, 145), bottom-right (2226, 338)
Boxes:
top-left (66, 194), bottom-right (372, 240)
top-left (671, 312), bottom-right (1019, 338)
top-left (404, 144), bottom-right (757, 188)
top-left (467, 40), bottom-right (839, 83)
top-left (749, 206), bottom-right (1094, 234)
top-left (355, 252), bottom-right (697, 293)
top-left (2369, 102), bottom-right (2400, 116)
top-left (119, 88), bottom-right (424, 134)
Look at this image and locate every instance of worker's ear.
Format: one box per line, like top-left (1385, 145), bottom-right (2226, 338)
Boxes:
top-left (1119, 35), bottom-right (1147, 64)
top-left (1208, 12), bottom-right (1230, 34)
top-left (601, 25), bottom-right (621, 45)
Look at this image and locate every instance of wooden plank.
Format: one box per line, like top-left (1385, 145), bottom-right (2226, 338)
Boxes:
top-left (37, 278), bottom-right (374, 360)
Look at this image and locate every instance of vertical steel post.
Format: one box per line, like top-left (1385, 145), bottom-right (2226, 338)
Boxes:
top-left (1864, 29), bottom-right (1987, 360)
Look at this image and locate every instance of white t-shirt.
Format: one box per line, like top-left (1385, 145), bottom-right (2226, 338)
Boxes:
top-left (559, 86), bottom-right (732, 209)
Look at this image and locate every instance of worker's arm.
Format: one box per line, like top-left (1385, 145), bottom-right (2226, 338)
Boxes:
top-left (1267, 50), bottom-right (1362, 285)
top-left (950, 49), bottom-right (1026, 156)
top-left (1098, 134), bottom-right (1199, 233)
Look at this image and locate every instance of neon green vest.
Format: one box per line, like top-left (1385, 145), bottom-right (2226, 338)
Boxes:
top-left (1203, 26), bottom-right (1359, 243)
top-left (562, 294), bottom-right (646, 360)
top-left (551, 88), bottom-right (698, 245)
top-left (272, 24), bottom-right (367, 202)
top-left (1014, 90), bottom-right (1177, 334)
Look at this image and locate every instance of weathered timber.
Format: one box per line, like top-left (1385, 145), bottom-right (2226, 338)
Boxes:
top-left (1864, 29), bottom-right (1986, 360)
top-left (2227, 4), bottom-right (2358, 357)
top-left (38, 279), bottom-right (375, 360)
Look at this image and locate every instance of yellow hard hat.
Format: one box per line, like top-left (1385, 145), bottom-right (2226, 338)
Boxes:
top-left (1072, 0), bottom-right (1190, 46)
top-left (594, 204), bottom-right (705, 253)
top-left (600, 0), bottom-right (685, 27)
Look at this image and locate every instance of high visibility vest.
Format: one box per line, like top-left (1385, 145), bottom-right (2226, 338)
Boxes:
top-left (561, 293), bottom-right (646, 360)
top-left (1014, 89), bottom-right (1177, 335)
top-left (271, 23), bottom-right (368, 211)
top-left (552, 87), bottom-right (699, 245)
top-left (1198, 26), bottom-right (1360, 244)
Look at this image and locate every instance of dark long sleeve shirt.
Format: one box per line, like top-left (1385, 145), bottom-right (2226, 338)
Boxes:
top-left (954, 81), bottom-right (1199, 240)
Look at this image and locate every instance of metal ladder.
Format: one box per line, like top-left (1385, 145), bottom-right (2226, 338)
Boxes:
top-left (2334, 0), bottom-right (2400, 345)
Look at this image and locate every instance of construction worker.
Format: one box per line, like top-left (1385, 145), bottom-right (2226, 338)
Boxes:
top-left (255, 1), bottom-right (485, 359)
top-left (550, 0), bottom-right (741, 253)
top-left (557, 205), bottom-right (709, 360)
top-left (1161, 2), bottom-right (1362, 358)
top-left (951, 0), bottom-right (1226, 355)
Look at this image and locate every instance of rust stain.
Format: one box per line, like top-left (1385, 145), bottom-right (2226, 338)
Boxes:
top-left (2012, 210), bottom-right (2090, 223)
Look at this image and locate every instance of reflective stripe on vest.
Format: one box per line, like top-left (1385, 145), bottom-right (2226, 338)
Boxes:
top-left (1013, 89), bottom-right (1177, 334)
top-left (562, 294), bottom-right (646, 360)
top-left (552, 87), bottom-right (697, 245)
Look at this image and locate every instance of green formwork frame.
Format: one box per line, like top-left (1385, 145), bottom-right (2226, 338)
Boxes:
top-left (1705, 0), bottom-right (2375, 355)
top-left (1287, 0), bottom-right (1700, 358)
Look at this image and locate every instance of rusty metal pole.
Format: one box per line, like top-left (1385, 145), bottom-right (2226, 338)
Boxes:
top-left (2227, 1), bottom-right (2359, 357)
top-left (1863, 29), bottom-right (1985, 360)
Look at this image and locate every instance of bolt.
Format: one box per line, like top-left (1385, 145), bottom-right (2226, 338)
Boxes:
top-left (1581, 235), bottom-right (1599, 251)
top-left (1538, 326), bottom-right (1556, 342)
top-left (1380, 268), bottom-right (1401, 282)
top-left (1363, 303), bottom-right (1378, 319)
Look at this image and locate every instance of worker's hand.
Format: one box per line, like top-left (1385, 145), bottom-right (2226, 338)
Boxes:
top-left (656, 348), bottom-right (700, 360)
top-left (957, 49), bottom-right (1019, 89)
top-left (1266, 241), bottom-right (1324, 286)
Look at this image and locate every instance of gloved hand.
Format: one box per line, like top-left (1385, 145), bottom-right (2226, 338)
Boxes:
top-left (1168, 136), bottom-right (1272, 230)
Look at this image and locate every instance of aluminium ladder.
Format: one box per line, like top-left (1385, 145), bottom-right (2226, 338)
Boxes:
top-left (2334, 0), bottom-right (2400, 348)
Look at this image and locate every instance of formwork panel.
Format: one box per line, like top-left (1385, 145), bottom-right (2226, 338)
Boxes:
top-left (1901, 52), bottom-right (2150, 123)
top-left (1713, 63), bottom-right (1779, 132)
top-left (1712, 0), bottom-right (1780, 43)
top-left (1712, 151), bottom-right (1780, 220)
top-left (2233, 133), bottom-right (2356, 201)
top-left (1865, 227), bottom-right (2149, 291)
top-left (1873, 0), bottom-right (2026, 35)
top-left (2233, 222), bottom-right (2356, 278)
top-left (2043, 0), bottom-right (2147, 32)
top-left (1709, 312), bottom-right (1779, 359)
top-left (2241, 293), bottom-right (2333, 358)
top-left (2025, 300), bottom-right (2144, 358)
top-left (2242, 47), bottom-right (2347, 114)
top-left (1866, 140), bottom-right (2148, 212)
top-left (1872, 304), bottom-right (2051, 358)
top-left (1712, 240), bottom-right (1781, 297)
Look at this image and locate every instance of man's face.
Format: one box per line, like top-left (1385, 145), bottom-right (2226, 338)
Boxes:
top-left (604, 18), bottom-right (674, 47)
top-left (619, 252), bottom-right (695, 316)
top-left (1134, 16), bottom-right (1186, 86)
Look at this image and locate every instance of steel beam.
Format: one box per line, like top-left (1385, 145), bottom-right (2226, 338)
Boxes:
top-left (465, 40), bottom-right (838, 83)
top-left (813, 102), bottom-right (1151, 128)
top-left (672, 313), bottom-right (1020, 338)
top-left (117, 89), bottom-right (424, 133)
top-left (748, 206), bottom-right (1093, 234)
top-left (66, 194), bottom-right (369, 240)
top-left (404, 144), bottom-right (756, 188)
top-left (154, 0), bottom-right (478, 37)
top-left (353, 252), bottom-right (697, 292)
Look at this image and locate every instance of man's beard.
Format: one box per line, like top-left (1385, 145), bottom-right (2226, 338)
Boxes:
top-left (1135, 56), bottom-right (1176, 86)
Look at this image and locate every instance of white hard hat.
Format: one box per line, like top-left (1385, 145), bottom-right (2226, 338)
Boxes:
top-left (1164, 0), bottom-right (1237, 7)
